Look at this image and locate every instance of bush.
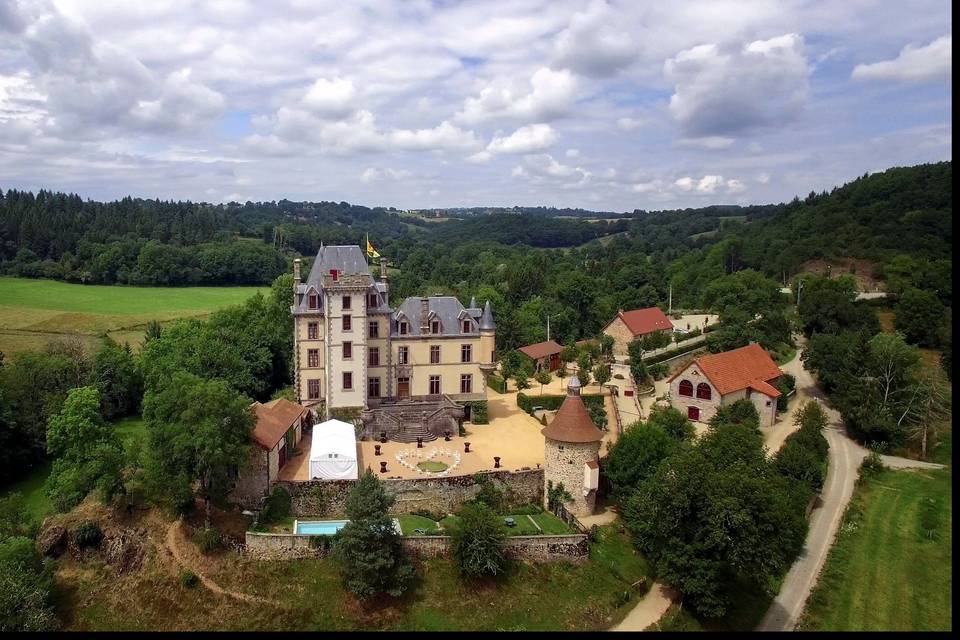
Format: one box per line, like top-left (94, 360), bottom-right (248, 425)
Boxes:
top-left (411, 508), bottom-right (446, 522)
top-left (510, 503), bottom-right (544, 515)
top-left (647, 363), bottom-right (668, 380)
top-left (465, 400), bottom-right (488, 424)
top-left (472, 475), bottom-right (505, 512)
top-left (179, 570), bottom-right (199, 588)
top-left (260, 486), bottom-right (291, 525)
top-left (486, 375), bottom-right (507, 394)
top-left (192, 527), bottom-right (222, 554)
top-left (517, 392), bottom-right (604, 416)
top-left (0, 536), bottom-right (58, 631)
top-left (451, 502), bottom-right (508, 578)
top-left (859, 451), bottom-right (886, 478)
top-left (73, 521), bottom-right (103, 549)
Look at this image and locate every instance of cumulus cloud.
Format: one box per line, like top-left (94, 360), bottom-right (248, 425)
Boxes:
top-left (511, 153), bottom-right (591, 189)
top-left (665, 33), bottom-right (810, 138)
top-left (486, 123), bottom-right (557, 154)
top-left (852, 35), bottom-right (951, 83)
top-left (302, 77), bottom-right (357, 117)
top-left (361, 167), bottom-right (412, 182)
top-left (673, 175), bottom-right (747, 195)
top-left (677, 136), bottom-right (735, 150)
top-left (456, 67), bottom-right (576, 124)
top-left (616, 117), bottom-right (644, 131)
top-left (553, 0), bottom-right (636, 77)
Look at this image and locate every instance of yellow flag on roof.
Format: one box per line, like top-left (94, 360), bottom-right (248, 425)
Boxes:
top-left (366, 235), bottom-right (381, 259)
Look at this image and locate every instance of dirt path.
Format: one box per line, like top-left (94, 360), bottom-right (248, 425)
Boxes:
top-left (164, 520), bottom-right (277, 605)
top-left (610, 582), bottom-right (677, 631)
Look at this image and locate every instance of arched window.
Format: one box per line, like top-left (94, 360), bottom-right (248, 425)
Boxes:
top-left (696, 383), bottom-right (712, 400)
top-left (678, 379), bottom-right (693, 397)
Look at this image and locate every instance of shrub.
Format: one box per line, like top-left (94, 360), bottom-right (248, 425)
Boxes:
top-left (451, 502), bottom-right (508, 578)
top-left (465, 400), bottom-right (488, 424)
top-left (73, 521), bottom-right (103, 549)
top-left (486, 375), bottom-right (507, 394)
top-left (472, 475), bottom-right (505, 512)
top-left (260, 486), bottom-right (291, 525)
top-left (510, 503), bottom-right (544, 515)
top-left (859, 451), bottom-right (886, 478)
top-left (179, 570), bottom-right (199, 588)
top-left (647, 363), bottom-right (668, 380)
top-left (0, 536), bottom-right (58, 631)
top-left (411, 508), bottom-right (446, 522)
top-left (517, 392), bottom-right (604, 415)
top-left (539, 413), bottom-right (548, 426)
top-left (192, 527), bottom-right (222, 554)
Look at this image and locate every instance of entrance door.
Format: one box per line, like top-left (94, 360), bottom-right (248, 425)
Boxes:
top-left (687, 406), bottom-right (700, 421)
top-left (278, 443), bottom-right (287, 468)
top-left (397, 377), bottom-right (410, 399)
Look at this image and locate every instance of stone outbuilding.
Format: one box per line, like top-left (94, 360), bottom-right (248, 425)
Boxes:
top-left (666, 342), bottom-right (783, 427)
top-left (602, 307), bottom-right (674, 357)
top-left (541, 374), bottom-right (603, 517)
top-left (231, 398), bottom-right (311, 508)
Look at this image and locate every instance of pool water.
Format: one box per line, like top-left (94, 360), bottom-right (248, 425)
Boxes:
top-left (294, 519), bottom-right (349, 535)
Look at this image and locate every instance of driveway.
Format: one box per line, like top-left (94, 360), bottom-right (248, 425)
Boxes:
top-left (757, 365), bottom-right (945, 631)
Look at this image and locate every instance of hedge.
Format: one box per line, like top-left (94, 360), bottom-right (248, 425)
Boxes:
top-left (642, 340), bottom-right (706, 365)
top-left (516, 392), bottom-right (604, 414)
top-left (486, 374), bottom-right (507, 394)
top-left (464, 400), bottom-right (489, 424)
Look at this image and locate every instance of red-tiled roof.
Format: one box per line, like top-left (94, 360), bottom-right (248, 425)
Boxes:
top-left (668, 343), bottom-right (782, 397)
top-left (541, 395), bottom-right (603, 443)
top-left (251, 399), bottom-right (307, 449)
top-left (615, 307), bottom-right (673, 337)
top-left (519, 339), bottom-right (563, 360)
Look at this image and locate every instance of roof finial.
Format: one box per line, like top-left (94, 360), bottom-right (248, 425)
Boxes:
top-left (567, 373), bottom-right (581, 396)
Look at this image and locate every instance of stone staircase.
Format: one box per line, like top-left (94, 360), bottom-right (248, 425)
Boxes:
top-left (391, 422), bottom-right (439, 443)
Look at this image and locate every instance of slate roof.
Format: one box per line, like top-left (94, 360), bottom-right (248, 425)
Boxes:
top-left (251, 399), bottom-right (306, 450)
top-left (392, 296), bottom-right (481, 337)
top-left (518, 339), bottom-right (563, 360)
top-left (614, 307), bottom-right (674, 336)
top-left (479, 300), bottom-right (496, 331)
top-left (668, 343), bottom-right (783, 397)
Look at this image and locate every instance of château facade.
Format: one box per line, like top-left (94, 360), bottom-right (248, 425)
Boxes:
top-left (291, 245), bottom-right (496, 426)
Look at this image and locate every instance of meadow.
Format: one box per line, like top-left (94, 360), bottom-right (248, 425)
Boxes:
top-left (0, 277), bottom-right (263, 356)
top-left (799, 468), bottom-right (952, 631)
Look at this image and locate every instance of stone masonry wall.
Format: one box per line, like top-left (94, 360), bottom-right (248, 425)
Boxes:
top-left (276, 468), bottom-right (544, 517)
top-left (245, 530), bottom-right (588, 563)
top-left (230, 448), bottom-right (270, 510)
top-left (544, 440), bottom-right (599, 517)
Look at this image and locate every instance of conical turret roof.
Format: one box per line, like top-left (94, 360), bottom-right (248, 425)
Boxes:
top-left (479, 300), bottom-right (496, 330)
top-left (541, 376), bottom-right (603, 443)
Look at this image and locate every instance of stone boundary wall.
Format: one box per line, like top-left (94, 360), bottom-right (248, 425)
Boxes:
top-left (276, 468), bottom-right (544, 518)
top-left (245, 530), bottom-right (588, 563)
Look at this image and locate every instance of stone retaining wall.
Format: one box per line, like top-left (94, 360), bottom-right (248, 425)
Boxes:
top-left (245, 530), bottom-right (588, 563)
top-left (276, 468), bottom-right (544, 517)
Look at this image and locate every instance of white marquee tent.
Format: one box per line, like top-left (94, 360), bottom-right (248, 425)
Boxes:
top-left (309, 419), bottom-right (359, 480)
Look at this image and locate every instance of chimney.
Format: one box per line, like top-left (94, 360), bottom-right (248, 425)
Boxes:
top-left (420, 297), bottom-right (430, 332)
top-left (379, 257), bottom-right (388, 281)
top-left (293, 258), bottom-right (301, 289)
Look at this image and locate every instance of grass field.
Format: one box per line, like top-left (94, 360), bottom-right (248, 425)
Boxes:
top-left (59, 518), bottom-right (650, 631)
top-left (799, 468), bottom-right (952, 631)
top-left (0, 277), bottom-right (262, 356)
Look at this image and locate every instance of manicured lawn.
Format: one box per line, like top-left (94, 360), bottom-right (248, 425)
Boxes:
top-left (437, 512), bottom-right (570, 536)
top-left (0, 276), bottom-right (262, 355)
top-left (529, 512), bottom-right (571, 534)
top-left (416, 460), bottom-right (449, 473)
top-left (799, 468), bottom-right (953, 631)
top-left (397, 515), bottom-right (442, 535)
top-left (62, 521), bottom-right (653, 631)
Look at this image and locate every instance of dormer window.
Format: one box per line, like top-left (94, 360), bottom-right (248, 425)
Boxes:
top-left (399, 320), bottom-right (409, 335)
top-left (368, 293), bottom-right (378, 308)
top-left (308, 293), bottom-right (319, 310)
top-left (462, 320), bottom-right (472, 333)
top-left (431, 320), bottom-right (441, 334)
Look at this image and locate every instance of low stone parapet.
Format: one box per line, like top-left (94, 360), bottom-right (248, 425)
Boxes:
top-left (244, 530), bottom-right (588, 563)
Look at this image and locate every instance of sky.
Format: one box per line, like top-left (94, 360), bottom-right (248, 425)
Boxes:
top-left (0, 0), bottom-right (952, 212)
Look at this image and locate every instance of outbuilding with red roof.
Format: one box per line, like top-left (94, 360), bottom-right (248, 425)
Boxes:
top-left (518, 339), bottom-right (564, 372)
top-left (602, 307), bottom-right (674, 357)
top-left (666, 343), bottom-right (783, 427)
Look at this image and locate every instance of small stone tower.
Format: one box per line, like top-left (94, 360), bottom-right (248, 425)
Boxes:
top-left (541, 374), bottom-right (603, 517)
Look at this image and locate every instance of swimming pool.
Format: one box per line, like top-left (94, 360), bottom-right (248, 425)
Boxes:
top-left (294, 519), bottom-right (349, 535)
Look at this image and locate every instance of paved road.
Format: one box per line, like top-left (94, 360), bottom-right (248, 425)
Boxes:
top-left (757, 364), bottom-right (945, 631)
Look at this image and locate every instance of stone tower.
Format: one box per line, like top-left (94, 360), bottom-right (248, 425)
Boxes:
top-left (541, 374), bottom-right (603, 517)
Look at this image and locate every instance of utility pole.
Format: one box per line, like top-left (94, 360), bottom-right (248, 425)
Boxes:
top-left (546, 315), bottom-right (551, 342)
top-left (796, 280), bottom-right (804, 307)
top-left (668, 285), bottom-right (672, 315)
